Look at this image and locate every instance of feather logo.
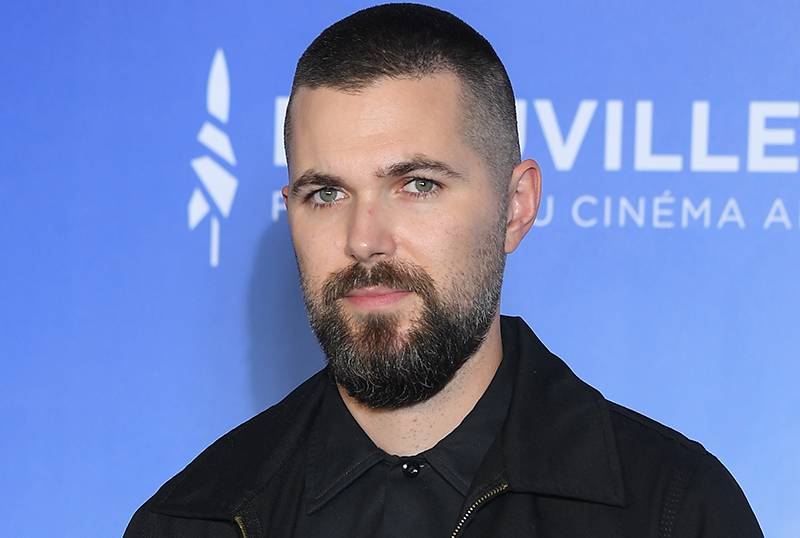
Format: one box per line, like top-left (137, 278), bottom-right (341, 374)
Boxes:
top-left (188, 48), bottom-right (238, 267)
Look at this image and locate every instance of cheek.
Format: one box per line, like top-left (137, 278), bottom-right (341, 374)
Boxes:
top-left (429, 201), bottom-right (500, 250)
top-left (446, 213), bottom-right (505, 276)
top-left (290, 224), bottom-right (324, 272)
top-left (400, 211), bottom-right (489, 277)
top-left (399, 211), bottom-right (458, 254)
top-left (290, 219), bottom-right (348, 284)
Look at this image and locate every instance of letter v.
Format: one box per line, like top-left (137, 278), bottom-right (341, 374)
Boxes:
top-left (534, 99), bottom-right (598, 170)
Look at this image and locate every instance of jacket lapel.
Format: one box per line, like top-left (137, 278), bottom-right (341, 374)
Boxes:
top-left (479, 317), bottom-right (626, 507)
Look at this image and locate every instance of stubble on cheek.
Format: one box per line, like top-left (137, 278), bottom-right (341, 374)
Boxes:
top-left (292, 202), bottom-right (508, 408)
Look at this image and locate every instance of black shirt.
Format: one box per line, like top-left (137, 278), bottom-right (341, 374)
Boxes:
top-left (294, 351), bottom-right (515, 538)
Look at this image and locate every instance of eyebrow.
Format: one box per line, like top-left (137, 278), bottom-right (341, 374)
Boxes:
top-left (380, 157), bottom-right (465, 180)
top-left (290, 171), bottom-right (343, 196)
top-left (290, 156), bottom-right (465, 196)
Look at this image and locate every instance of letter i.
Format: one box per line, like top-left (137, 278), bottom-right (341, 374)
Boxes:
top-left (605, 101), bottom-right (623, 171)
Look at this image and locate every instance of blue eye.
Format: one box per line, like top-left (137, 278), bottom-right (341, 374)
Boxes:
top-left (311, 187), bottom-right (344, 204)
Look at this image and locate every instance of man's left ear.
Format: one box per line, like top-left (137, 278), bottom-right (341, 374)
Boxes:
top-left (505, 159), bottom-right (542, 254)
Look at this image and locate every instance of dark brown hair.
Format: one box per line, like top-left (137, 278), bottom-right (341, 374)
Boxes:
top-left (285, 3), bottom-right (520, 195)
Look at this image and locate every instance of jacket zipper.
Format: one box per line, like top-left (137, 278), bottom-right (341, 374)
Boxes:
top-left (450, 483), bottom-right (509, 538)
top-left (234, 515), bottom-right (248, 538)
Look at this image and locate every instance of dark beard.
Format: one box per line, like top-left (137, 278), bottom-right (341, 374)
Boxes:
top-left (301, 259), bottom-right (503, 409)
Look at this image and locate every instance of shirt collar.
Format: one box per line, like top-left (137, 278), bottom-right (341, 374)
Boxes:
top-left (304, 349), bottom-right (514, 512)
top-left (424, 349), bottom-right (514, 495)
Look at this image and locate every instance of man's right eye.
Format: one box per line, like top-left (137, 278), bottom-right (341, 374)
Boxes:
top-left (310, 187), bottom-right (344, 204)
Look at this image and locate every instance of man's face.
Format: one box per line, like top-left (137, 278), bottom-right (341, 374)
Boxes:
top-left (283, 75), bottom-right (508, 408)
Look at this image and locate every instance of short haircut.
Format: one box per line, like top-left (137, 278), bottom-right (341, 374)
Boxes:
top-left (284, 3), bottom-right (520, 198)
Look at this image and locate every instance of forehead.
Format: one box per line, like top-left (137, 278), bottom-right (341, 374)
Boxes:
top-left (287, 75), bottom-right (484, 178)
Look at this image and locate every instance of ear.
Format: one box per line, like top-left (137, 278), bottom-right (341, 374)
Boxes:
top-left (281, 185), bottom-right (290, 207)
top-left (505, 159), bottom-right (542, 254)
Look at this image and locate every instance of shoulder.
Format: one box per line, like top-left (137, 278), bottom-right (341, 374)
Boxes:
top-left (609, 402), bottom-right (762, 536)
top-left (607, 401), bottom-right (708, 462)
top-left (502, 315), bottom-right (762, 535)
top-left (605, 401), bottom-right (709, 503)
top-left (138, 369), bottom-right (329, 519)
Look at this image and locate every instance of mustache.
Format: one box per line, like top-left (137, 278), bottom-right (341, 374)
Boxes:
top-left (322, 261), bottom-right (436, 307)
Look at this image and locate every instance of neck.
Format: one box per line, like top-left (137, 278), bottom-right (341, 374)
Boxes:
top-left (338, 314), bottom-right (503, 456)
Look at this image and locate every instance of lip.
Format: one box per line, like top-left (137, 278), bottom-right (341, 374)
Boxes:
top-left (343, 286), bottom-right (411, 311)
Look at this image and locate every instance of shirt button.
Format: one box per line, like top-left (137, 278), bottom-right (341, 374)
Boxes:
top-left (401, 460), bottom-right (421, 478)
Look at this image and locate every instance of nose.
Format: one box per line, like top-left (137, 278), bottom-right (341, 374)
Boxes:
top-left (345, 198), bottom-right (396, 263)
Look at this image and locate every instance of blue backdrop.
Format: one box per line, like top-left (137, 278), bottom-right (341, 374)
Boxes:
top-left (1, 1), bottom-right (797, 536)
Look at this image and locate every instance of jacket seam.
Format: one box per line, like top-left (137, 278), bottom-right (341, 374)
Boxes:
top-left (594, 397), bottom-right (623, 501)
top-left (658, 450), bottom-right (701, 538)
top-left (607, 403), bottom-right (708, 456)
top-left (234, 409), bottom-right (318, 515)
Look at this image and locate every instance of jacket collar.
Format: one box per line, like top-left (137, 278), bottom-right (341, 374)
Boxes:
top-left (487, 316), bottom-right (626, 507)
top-left (151, 316), bottom-right (626, 521)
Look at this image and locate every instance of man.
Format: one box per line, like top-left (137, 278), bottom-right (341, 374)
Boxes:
top-left (125, 4), bottom-right (762, 537)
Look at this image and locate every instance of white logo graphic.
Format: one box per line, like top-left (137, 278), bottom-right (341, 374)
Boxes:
top-left (188, 48), bottom-right (239, 267)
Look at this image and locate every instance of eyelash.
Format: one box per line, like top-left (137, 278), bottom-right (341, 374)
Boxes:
top-left (303, 177), bottom-right (442, 208)
top-left (306, 187), bottom-right (345, 208)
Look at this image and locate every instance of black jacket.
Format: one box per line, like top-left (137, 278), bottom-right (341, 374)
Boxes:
top-left (124, 317), bottom-right (762, 537)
